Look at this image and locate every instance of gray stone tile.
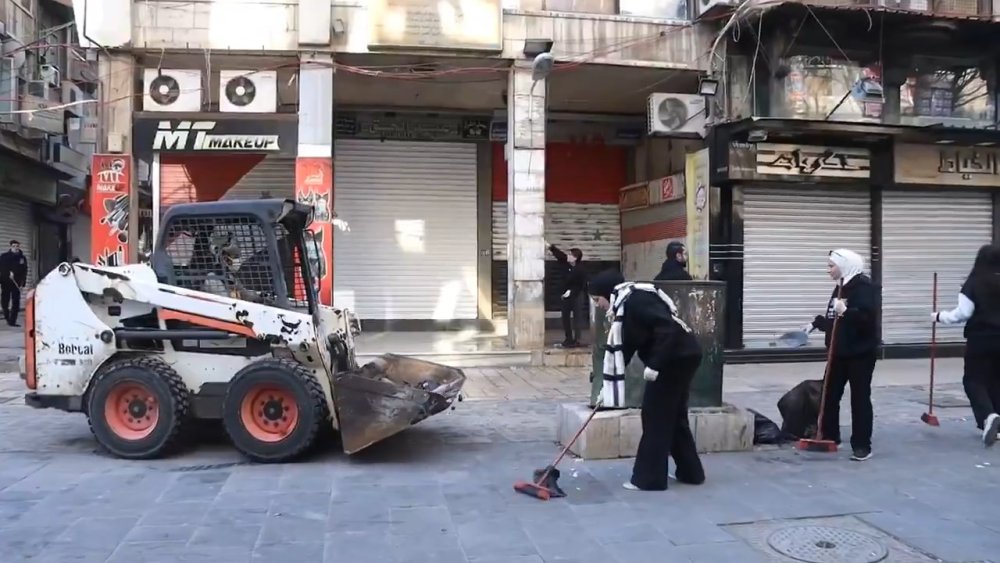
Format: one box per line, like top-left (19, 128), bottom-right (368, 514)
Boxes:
top-left (389, 506), bottom-right (454, 536)
top-left (609, 539), bottom-right (690, 563)
top-left (53, 516), bottom-right (138, 549)
top-left (138, 501), bottom-right (212, 526)
top-left (254, 541), bottom-right (324, 562)
top-left (123, 524), bottom-right (197, 544)
top-left (188, 523), bottom-right (262, 548)
top-left (259, 512), bottom-right (327, 545)
top-left (457, 516), bottom-right (537, 560)
top-left (325, 530), bottom-right (395, 563)
top-left (674, 541), bottom-right (769, 563)
top-left (468, 557), bottom-right (544, 563)
top-left (327, 501), bottom-right (392, 532)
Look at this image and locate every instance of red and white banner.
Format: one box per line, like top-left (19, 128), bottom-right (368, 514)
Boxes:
top-left (90, 154), bottom-right (132, 267)
top-left (294, 157), bottom-right (334, 305)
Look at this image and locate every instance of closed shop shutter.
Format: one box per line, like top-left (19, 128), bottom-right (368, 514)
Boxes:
top-left (333, 139), bottom-right (479, 320)
top-left (742, 186), bottom-right (871, 347)
top-left (0, 194), bottom-right (36, 303)
top-left (221, 156), bottom-right (296, 201)
top-left (881, 190), bottom-right (993, 344)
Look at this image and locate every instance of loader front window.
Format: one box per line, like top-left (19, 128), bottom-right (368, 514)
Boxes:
top-left (275, 224), bottom-right (316, 313)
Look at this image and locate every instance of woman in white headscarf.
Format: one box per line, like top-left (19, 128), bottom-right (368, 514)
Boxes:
top-left (806, 249), bottom-right (880, 461)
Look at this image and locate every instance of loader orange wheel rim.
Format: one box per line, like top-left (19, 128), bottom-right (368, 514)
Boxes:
top-left (104, 382), bottom-right (160, 440)
top-left (240, 385), bottom-right (299, 442)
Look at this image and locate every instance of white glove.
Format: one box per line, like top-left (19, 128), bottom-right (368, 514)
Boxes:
top-left (832, 298), bottom-right (847, 316)
top-left (643, 367), bottom-right (659, 382)
top-left (931, 312), bottom-right (939, 323)
top-left (561, 290), bottom-right (571, 299)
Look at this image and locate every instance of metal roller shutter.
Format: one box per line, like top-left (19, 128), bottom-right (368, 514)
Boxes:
top-left (881, 190), bottom-right (993, 344)
top-left (333, 139), bottom-right (478, 320)
top-left (0, 195), bottom-right (36, 303)
top-left (742, 186), bottom-right (871, 347)
top-left (221, 156), bottom-right (296, 201)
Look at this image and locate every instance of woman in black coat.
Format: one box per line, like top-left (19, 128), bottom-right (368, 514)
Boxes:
top-left (588, 269), bottom-right (705, 491)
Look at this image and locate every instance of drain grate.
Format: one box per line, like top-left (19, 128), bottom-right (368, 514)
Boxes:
top-left (767, 526), bottom-right (888, 563)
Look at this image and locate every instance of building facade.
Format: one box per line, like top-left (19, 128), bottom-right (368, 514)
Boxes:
top-left (707, 1), bottom-right (1000, 361)
top-left (76, 0), bottom-right (715, 350)
top-left (1, 0), bottom-right (95, 300)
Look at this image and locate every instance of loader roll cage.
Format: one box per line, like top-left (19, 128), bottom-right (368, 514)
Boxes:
top-left (150, 199), bottom-right (320, 314)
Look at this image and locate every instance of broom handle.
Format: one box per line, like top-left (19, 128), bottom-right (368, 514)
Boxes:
top-left (929, 272), bottom-right (938, 413)
top-left (814, 283), bottom-right (844, 441)
top-left (535, 400), bottom-right (603, 485)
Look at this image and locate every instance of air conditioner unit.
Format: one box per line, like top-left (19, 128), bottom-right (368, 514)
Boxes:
top-left (26, 80), bottom-right (50, 99)
top-left (143, 68), bottom-right (202, 112)
top-left (39, 63), bottom-right (60, 87)
top-left (693, 0), bottom-right (737, 19)
top-left (646, 94), bottom-right (707, 137)
top-left (0, 57), bottom-right (15, 124)
top-left (61, 81), bottom-right (90, 116)
top-left (219, 70), bottom-right (277, 113)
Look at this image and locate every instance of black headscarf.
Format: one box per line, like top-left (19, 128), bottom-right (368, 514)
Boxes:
top-left (588, 269), bottom-right (625, 300)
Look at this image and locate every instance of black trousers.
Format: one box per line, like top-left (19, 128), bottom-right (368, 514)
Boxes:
top-left (820, 352), bottom-right (877, 450)
top-left (963, 342), bottom-right (1000, 430)
top-left (560, 292), bottom-right (585, 343)
top-left (0, 279), bottom-right (20, 326)
top-left (631, 355), bottom-right (705, 491)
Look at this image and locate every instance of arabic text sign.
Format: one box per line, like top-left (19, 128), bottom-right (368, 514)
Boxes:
top-left (895, 143), bottom-right (1000, 187)
top-left (755, 143), bottom-right (871, 179)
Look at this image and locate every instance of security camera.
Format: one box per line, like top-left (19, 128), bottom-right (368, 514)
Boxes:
top-left (531, 52), bottom-right (554, 81)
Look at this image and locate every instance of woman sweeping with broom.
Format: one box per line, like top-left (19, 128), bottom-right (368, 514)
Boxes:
top-left (931, 244), bottom-right (1000, 447)
top-left (588, 270), bottom-right (705, 492)
top-left (805, 249), bottom-right (880, 462)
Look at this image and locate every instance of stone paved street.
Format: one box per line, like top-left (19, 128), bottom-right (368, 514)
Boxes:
top-left (1, 353), bottom-right (999, 562)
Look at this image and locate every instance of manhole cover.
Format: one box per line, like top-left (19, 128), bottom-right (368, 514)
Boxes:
top-left (767, 526), bottom-right (888, 563)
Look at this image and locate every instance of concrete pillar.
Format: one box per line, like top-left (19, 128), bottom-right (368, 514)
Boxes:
top-left (295, 53), bottom-right (335, 305)
top-left (95, 52), bottom-right (137, 264)
top-left (506, 61), bottom-right (546, 350)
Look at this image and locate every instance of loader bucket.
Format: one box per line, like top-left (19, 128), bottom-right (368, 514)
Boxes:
top-left (330, 354), bottom-right (466, 454)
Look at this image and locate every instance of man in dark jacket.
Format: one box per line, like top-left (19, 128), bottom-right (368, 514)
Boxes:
top-left (807, 248), bottom-right (879, 461)
top-left (589, 269), bottom-right (705, 491)
top-left (655, 241), bottom-right (692, 281)
top-left (0, 240), bottom-right (28, 327)
top-left (548, 242), bottom-right (587, 347)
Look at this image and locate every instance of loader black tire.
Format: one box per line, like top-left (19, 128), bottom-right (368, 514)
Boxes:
top-left (222, 359), bottom-right (329, 463)
top-left (86, 356), bottom-right (190, 460)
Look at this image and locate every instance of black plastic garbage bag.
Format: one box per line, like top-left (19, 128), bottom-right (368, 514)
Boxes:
top-left (748, 409), bottom-right (787, 444)
top-left (777, 379), bottom-right (823, 439)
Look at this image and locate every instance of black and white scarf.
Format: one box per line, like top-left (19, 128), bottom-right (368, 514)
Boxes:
top-left (600, 282), bottom-right (692, 408)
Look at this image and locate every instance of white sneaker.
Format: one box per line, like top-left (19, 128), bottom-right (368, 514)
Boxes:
top-left (984, 413), bottom-right (1000, 448)
top-left (622, 482), bottom-right (640, 491)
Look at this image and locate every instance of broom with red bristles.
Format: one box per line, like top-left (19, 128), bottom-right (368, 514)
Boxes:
top-left (797, 283), bottom-right (843, 453)
top-left (921, 272), bottom-right (941, 427)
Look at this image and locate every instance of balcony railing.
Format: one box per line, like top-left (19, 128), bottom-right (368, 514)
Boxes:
top-left (524, 0), bottom-right (691, 20)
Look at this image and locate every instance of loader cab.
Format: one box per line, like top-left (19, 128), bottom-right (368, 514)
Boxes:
top-left (151, 199), bottom-right (319, 314)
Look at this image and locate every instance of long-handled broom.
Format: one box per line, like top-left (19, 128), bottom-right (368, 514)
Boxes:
top-left (513, 398), bottom-right (603, 501)
top-left (797, 283), bottom-right (843, 453)
top-left (921, 272), bottom-right (941, 427)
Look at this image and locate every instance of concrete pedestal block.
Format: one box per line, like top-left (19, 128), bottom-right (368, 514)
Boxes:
top-left (556, 402), bottom-right (755, 460)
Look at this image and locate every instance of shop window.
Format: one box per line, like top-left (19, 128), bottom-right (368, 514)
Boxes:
top-left (775, 55), bottom-right (883, 123)
top-left (900, 65), bottom-right (995, 128)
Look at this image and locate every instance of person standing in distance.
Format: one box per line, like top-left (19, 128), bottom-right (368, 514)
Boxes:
top-left (805, 249), bottom-right (879, 461)
top-left (0, 240), bottom-right (28, 327)
top-left (548, 241), bottom-right (587, 348)
top-left (655, 241), bottom-right (692, 281)
top-left (932, 244), bottom-right (1000, 447)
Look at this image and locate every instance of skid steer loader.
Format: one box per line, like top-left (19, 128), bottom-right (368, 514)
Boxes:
top-left (19, 198), bottom-right (466, 463)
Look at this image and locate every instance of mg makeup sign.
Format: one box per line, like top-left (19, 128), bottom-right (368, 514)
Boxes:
top-left (134, 115), bottom-right (298, 156)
